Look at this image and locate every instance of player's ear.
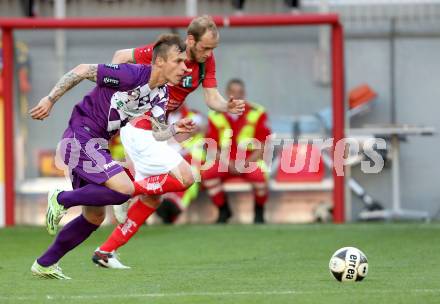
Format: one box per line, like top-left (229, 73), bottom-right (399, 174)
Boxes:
top-left (155, 56), bottom-right (165, 66)
top-left (187, 35), bottom-right (195, 47)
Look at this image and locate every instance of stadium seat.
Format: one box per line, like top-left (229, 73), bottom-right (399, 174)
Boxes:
top-left (275, 143), bottom-right (325, 183)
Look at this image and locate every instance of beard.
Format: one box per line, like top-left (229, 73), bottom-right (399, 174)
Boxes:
top-left (189, 47), bottom-right (197, 62)
top-left (189, 46), bottom-right (205, 63)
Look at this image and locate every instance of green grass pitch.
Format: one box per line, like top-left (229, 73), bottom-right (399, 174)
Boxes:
top-left (1, 223), bottom-right (440, 303)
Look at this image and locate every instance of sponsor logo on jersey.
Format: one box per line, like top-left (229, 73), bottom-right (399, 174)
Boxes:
top-left (103, 160), bottom-right (118, 171)
top-left (103, 76), bottom-right (120, 87)
top-left (104, 63), bottom-right (120, 70)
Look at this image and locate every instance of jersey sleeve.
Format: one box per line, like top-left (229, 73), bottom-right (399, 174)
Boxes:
top-left (202, 55), bottom-right (217, 88)
top-left (133, 44), bottom-right (154, 64)
top-left (96, 63), bottom-right (149, 91)
top-left (254, 112), bottom-right (271, 142)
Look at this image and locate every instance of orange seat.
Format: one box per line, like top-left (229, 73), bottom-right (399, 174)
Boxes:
top-left (349, 84), bottom-right (377, 110)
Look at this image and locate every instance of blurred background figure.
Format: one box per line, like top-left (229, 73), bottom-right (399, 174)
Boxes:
top-left (201, 79), bottom-right (271, 224)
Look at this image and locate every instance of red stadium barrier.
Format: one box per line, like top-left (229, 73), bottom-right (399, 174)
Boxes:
top-left (0, 13), bottom-right (345, 225)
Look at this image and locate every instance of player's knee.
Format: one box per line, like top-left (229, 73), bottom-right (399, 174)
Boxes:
top-left (114, 181), bottom-right (135, 196)
top-left (177, 168), bottom-right (194, 189)
top-left (88, 214), bottom-right (105, 226)
top-left (105, 172), bottom-right (135, 196)
top-left (182, 172), bottom-right (195, 188)
top-left (82, 207), bottom-right (106, 225)
top-left (175, 161), bottom-right (195, 189)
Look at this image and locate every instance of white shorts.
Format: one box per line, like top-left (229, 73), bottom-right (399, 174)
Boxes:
top-left (120, 123), bottom-right (183, 180)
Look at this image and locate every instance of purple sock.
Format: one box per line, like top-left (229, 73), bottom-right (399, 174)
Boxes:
top-left (37, 215), bottom-right (99, 267)
top-left (58, 184), bottom-right (131, 209)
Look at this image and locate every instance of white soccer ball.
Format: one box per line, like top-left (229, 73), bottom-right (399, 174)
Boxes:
top-left (329, 247), bottom-right (368, 282)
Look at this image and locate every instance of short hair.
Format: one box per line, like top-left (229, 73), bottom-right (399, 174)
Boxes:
top-left (226, 78), bottom-right (245, 90)
top-left (187, 15), bottom-right (219, 42)
top-left (152, 34), bottom-right (186, 62)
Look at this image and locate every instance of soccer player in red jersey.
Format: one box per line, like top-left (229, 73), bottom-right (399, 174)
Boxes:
top-left (111, 16), bottom-right (244, 224)
top-left (112, 15), bottom-right (244, 114)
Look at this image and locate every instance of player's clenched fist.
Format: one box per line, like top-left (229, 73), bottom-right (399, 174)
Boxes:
top-left (29, 96), bottom-right (54, 120)
top-left (174, 117), bottom-right (196, 134)
top-left (227, 96), bottom-right (245, 115)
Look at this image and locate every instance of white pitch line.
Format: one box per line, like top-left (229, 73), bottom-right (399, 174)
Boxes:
top-left (2, 289), bottom-right (440, 301)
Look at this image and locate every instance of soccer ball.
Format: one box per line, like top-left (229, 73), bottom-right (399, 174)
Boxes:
top-left (329, 247), bottom-right (368, 282)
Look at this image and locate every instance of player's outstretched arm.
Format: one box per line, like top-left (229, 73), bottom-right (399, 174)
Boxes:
top-left (47, 63), bottom-right (98, 102)
top-left (29, 64), bottom-right (97, 120)
top-left (203, 87), bottom-right (245, 115)
top-left (112, 48), bottom-right (135, 64)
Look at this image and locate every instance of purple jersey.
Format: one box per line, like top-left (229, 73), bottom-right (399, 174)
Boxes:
top-left (68, 63), bottom-right (168, 139)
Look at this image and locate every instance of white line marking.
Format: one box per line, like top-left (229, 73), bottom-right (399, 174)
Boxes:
top-left (2, 289), bottom-right (440, 301)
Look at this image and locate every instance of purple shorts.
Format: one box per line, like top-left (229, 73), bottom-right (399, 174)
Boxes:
top-left (58, 126), bottom-right (124, 189)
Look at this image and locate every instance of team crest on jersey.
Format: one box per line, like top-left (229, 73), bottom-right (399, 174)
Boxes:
top-left (182, 75), bottom-right (193, 88)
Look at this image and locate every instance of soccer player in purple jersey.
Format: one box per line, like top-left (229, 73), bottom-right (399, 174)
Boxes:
top-left (29, 34), bottom-right (196, 279)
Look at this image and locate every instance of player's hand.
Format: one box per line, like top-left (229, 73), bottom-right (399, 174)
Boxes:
top-left (227, 96), bottom-right (245, 115)
top-left (174, 118), bottom-right (196, 134)
top-left (29, 96), bottom-right (54, 120)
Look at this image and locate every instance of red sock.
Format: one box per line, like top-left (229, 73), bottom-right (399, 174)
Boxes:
top-left (100, 199), bottom-right (155, 252)
top-left (210, 191), bottom-right (226, 207)
top-left (204, 181), bottom-right (226, 207)
top-left (255, 192), bottom-right (268, 206)
top-left (133, 174), bottom-right (189, 196)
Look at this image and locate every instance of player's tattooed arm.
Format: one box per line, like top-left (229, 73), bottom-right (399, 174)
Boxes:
top-left (29, 64), bottom-right (97, 120)
top-left (47, 64), bottom-right (98, 103)
top-left (82, 64), bottom-right (98, 82)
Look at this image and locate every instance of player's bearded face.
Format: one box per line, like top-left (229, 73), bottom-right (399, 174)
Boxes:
top-left (163, 47), bottom-right (188, 85)
top-left (189, 31), bottom-right (219, 63)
